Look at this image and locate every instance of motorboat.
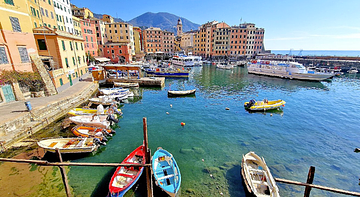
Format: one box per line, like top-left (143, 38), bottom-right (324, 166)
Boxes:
top-left (244, 99), bottom-right (285, 111)
top-left (241, 151), bottom-right (280, 197)
top-left (68, 115), bottom-right (114, 129)
top-left (71, 125), bottom-right (115, 142)
top-left (216, 62), bottom-right (234, 69)
top-left (348, 67), bottom-right (358, 74)
top-left (247, 60), bottom-right (334, 81)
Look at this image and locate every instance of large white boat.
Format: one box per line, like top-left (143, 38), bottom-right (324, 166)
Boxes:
top-left (172, 53), bottom-right (202, 67)
top-left (247, 60), bottom-right (334, 81)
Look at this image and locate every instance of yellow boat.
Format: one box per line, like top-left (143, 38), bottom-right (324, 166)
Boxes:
top-left (67, 107), bottom-right (121, 116)
top-left (244, 99), bottom-right (285, 111)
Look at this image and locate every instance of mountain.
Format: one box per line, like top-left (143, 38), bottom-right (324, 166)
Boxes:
top-left (93, 13), bottom-right (123, 22)
top-left (128, 12), bottom-right (200, 34)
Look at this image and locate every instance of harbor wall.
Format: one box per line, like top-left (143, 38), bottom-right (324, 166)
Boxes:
top-left (0, 82), bottom-right (99, 152)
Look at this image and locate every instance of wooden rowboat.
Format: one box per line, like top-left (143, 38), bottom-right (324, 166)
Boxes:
top-left (244, 99), bottom-right (285, 111)
top-left (71, 125), bottom-right (114, 141)
top-left (108, 144), bottom-right (145, 197)
top-left (68, 115), bottom-right (111, 128)
top-left (152, 147), bottom-right (181, 197)
top-left (168, 89), bottom-right (196, 97)
top-left (241, 151), bottom-right (280, 197)
top-left (114, 82), bottom-right (139, 88)
top-left (37, 137), bottom-right (100, 154)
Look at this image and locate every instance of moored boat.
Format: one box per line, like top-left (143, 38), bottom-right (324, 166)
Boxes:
top-left (145, 68), bottom-right (189, 78)
top-left (99, 87), bottom-right (130, 95)
top-left (152, 147), bottom-right (181, 197)
top-left (244, 99), bottom-right (285, 111)
top-left (37, 137), bottom-right (102, 154)
top-left (168, 89), bottom-right (196, 97)
top-left (241, 151), bottom-right (280, 197)
top-left (247, 60), bottom-right (334, 81)
top-left (68, 107), bottom-right (120, 116)
top-left (114, 82), bottom-right (139, 88)
top-left (88, 96), bottom-right (118, 106)
top-left (348, 67), bottom-right (358, 74)
top-left (216, 62), bottom-right (234, 69)
top-left (68, 115), bottom-right (115, 128)
top-left (108, 144), bottom-right (145, 197)
top-left (71, 125), bottom-right (114, 141)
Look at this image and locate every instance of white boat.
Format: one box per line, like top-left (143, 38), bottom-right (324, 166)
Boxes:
top-left (247, 60), bottom-right (334, 81)
top-left (241, 151), bottom-right (280, 197)
top-left (99, 87), bottom-right (130, 95)
top-left (172, 54), bottom-right (202, 67)
top-left (88, 96), bottom-right (118, 106)
top-left (113, 82), bottom-right (139, 88)
top-left (168, 89), bottom-right (196, 97)
top-left (216, 62), bottom-right (234, 69)
top-left (68, 115), bottom-right (111, 128)
top-left (348, 67), bottom-right (358, 74)
top-left (37, 137), bottom-right (100, 154)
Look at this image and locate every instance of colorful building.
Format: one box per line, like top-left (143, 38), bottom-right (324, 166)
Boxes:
top-left (162, 31), bottom-right (174, 55)
top-left (0, 0), bottom-right (38, 72)
top-left (81, 18), bottom-right (98, 57)
top-left (72, 16), bottom-right (82, 37)
top-left (143, 27), bottom-right (163, 53)
top-left (33, 26), bottom-right (87, 89)
top-left (27, 0), bottom-right (42, 28)
top-left (180, 30), bottom-right (196, 54)
top-left (71, 4), bottom-right (93, 19)
top-left (102, 42), bottom-right (131, 63)
top-left (53, 0), bottom-right (74, 33)
top-left (92, 18), bottom-right (107, 56)
top-left (133, 26), bottom-right (145, 61)
top-left (39, 0), bottom-right (57, 29)
top-left (229, 24), bottom-right (248, 57)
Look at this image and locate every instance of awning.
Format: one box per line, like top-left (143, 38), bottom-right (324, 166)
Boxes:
top-left (95, 57), bottom-right (111, 62)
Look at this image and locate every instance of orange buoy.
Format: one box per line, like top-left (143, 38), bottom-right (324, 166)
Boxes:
top-left (181, 122), bottom-right (185, 126)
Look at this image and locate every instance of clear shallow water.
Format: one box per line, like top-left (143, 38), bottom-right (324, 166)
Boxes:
top-left (68, 66), bottom-right (360, 197)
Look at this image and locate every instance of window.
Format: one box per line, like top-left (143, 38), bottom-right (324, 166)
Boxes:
top-left (62, 40), bottom-right (65, 50)
top-left (37, 39), bottom-right (47, 50)
top-left (78, 56), bottom-right (80, 64)
top-left (18, 47), bottom-right (29, 63)
top-left (72, 57), bottom-right (75, 65)
top-left (81, 43), bottom-right (83, 50)
top-left (119, 50), bottom-right (122, 54)
top-left (65, 57), bottom-right (69, 67)
top-left (10, 17), bottom-right (21, 32)
top-left (75, 42), bottom-right (78, 50)
top-left (70, 41), bottom-right (73, 50)
top-left (59, 78), bottom-right (63, 86)
top-left (0, 47), bottom-right (9, 64)
top-left (5, 0), bottom-right (14, 5)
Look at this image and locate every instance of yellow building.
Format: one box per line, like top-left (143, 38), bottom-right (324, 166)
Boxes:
top-left (133, 26), bottom-right (145, 61)
top-left (105, 22), bottom-right (135, 55)
top-left (33, 26), bottom-right (87, 88)
top-left (39, 0), bottom-right (57, 29)
top-left (71, 4), bottom-right (93, 19)
top-left (72, 16), bottom-right (82, 38)
top-left (27, 0), bottom-right (42, 28)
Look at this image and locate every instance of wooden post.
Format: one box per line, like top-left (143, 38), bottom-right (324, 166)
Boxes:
top-left (143, 117), bottom-right (153, 197)
top-left (56, 149), bottom-right (71, 197)
top-left (304, 166), bottom-right (315, 197)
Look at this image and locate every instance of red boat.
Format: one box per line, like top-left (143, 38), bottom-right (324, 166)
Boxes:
top-left (108, 144), bottom-right (145, 197)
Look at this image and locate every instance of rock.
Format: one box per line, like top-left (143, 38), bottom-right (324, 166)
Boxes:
top-left (192, 147), bottom-right (205, 154)
top-left (180, 148), bottom-right (193, 154)
top-left (185, 188), bottom-right (196, 194)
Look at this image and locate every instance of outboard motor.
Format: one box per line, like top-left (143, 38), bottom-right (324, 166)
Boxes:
top-left (102, 129), bottom-right (113, 137)
top-left (246, 99), bottom-right (256, 108)
top-left (111, 105), bottom-right (122, 116)
top-left (106, 114), bottom-right (119, 123)
top-left (93, 138), bottom-right (106, 146)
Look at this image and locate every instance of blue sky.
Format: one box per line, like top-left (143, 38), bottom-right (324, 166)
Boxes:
top-left (71, 0), bottom-right (360, 51)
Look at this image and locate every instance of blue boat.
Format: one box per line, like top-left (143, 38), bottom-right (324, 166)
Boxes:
top-left (152, 147), bottom-right (181, 197)
top-left (145, 68), bottom-right (189, 78)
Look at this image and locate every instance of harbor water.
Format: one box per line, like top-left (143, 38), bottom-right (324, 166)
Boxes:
top-left (67, 66), bottom-right (360, 197)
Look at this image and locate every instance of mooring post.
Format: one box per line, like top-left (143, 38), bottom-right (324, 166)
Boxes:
top-left (55, 148), bottom-right (71, 197)
top-left (304, 166), bottom-right (315, 197)
top-left (143, 117), bottom-right (153, 197)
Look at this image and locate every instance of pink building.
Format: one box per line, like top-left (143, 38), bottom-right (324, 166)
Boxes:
top-left (81, 19), bottom-right (98, 57)
top-left (102, 42), bottom-right (131, 63)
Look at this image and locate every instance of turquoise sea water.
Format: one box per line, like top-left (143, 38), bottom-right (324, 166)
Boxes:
top-left (68, 66), bottom-right (360, 197)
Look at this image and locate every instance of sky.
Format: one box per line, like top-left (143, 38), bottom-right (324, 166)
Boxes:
top-left (70, 0), bottom-right (360, 51)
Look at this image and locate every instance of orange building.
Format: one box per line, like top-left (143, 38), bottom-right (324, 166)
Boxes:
top-left (81, 18), bottom-right (98, 57)
top-left (229, 24), bottom-right (248, 57)
top-left (143, 27), bottom-right (162, 53)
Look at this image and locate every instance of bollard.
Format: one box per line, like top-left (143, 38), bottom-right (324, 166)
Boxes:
top-left (24, 101), bottom-right (32, 111)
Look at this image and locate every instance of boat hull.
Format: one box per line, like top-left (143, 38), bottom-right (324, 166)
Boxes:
top-left (168, 89), bottom-right (196, 97)
top-left (37, 138), bottom-right (98, 154)
top-left (152, 148), bottom-right (181, 197)
top-left (244, 99), bottom-right (286, 111)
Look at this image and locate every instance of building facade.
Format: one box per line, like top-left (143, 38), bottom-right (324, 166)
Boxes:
top-left (229, 24), bottom-right (247, 57)
top-left (102, 42), bottom-right (131, 63)
top-left (53, 0), bottom-right (74, 33)
top-left (81, 18), bottom-right (98, 57)
top-left (33, 26), bottom-right (87, 88)
top-left (39, 0), bottom-right (57, 29)
top-left (0, 0), bottom-right (38, 72)
top-left (92, 18), bottom-right (107, 56)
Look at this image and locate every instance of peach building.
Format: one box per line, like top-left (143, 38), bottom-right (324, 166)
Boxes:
top-left (81, 19), bottom-right (98, 57)
top-left (229, 24), bottom-right (248, 57)
top-left (162, 31), bottom-right (174, 55)
top-left (38, 0), bottom-right (58, 29)
top-left (0, 0), bottom-right (38, 72)
top-left (143, 27), bottom-right (162, 53)
top-left (194, 21), bottom-right (217, 58)
top-left (212, 22), bottom-right (231, 57)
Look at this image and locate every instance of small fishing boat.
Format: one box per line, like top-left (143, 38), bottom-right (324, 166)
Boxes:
top-left (68, 115), bottom-right (115, 128)
top-left (67, 107), bottom-right (120, 116)
top-left (348, 67), bottom-right (358, 74)
top-left (89, 96), bottom-right (118, 106)
top-left (108, 144), bottom-right (145, 197)
top-left (241, 151), bottom-right (280, 197)
top-left (168, 89), bottom-right (196, 97)
top-left (114, 82), bottom-right (139, 88)
top-left (99, 87), bottom-right (130, 95)
top-left (152, 147), bottom-right (181, 197)
top-left (244, 99), bottom-right (285, 111)
top-left (216, 62), bottom-right (234, 69)
top-left (71, 125), bottom-right (115, 142)
top-left (37, 137), bottom-right (102, 154)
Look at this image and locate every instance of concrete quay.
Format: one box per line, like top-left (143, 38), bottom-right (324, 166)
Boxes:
top-left (0, 76), bottom-right (99, 152)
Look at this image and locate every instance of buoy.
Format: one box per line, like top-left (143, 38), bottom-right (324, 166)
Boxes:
top-left (225, 107), bottom-right (230, 110)
top-left (270, 113), bottom-right (273, 116)
top-left (181, 122), bottom-right (185, 126)
top-left (282, 105), bottom-right (285, 107)
top-left (202, 159), bottom-right (204, 162)
top-left (170, 104), bottom-right (173, 108)
top-left (166, 112), bottom-right (169, 115)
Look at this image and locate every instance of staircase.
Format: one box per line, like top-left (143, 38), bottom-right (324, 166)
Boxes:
top-left (30, 54), bottom-right (58, 96)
